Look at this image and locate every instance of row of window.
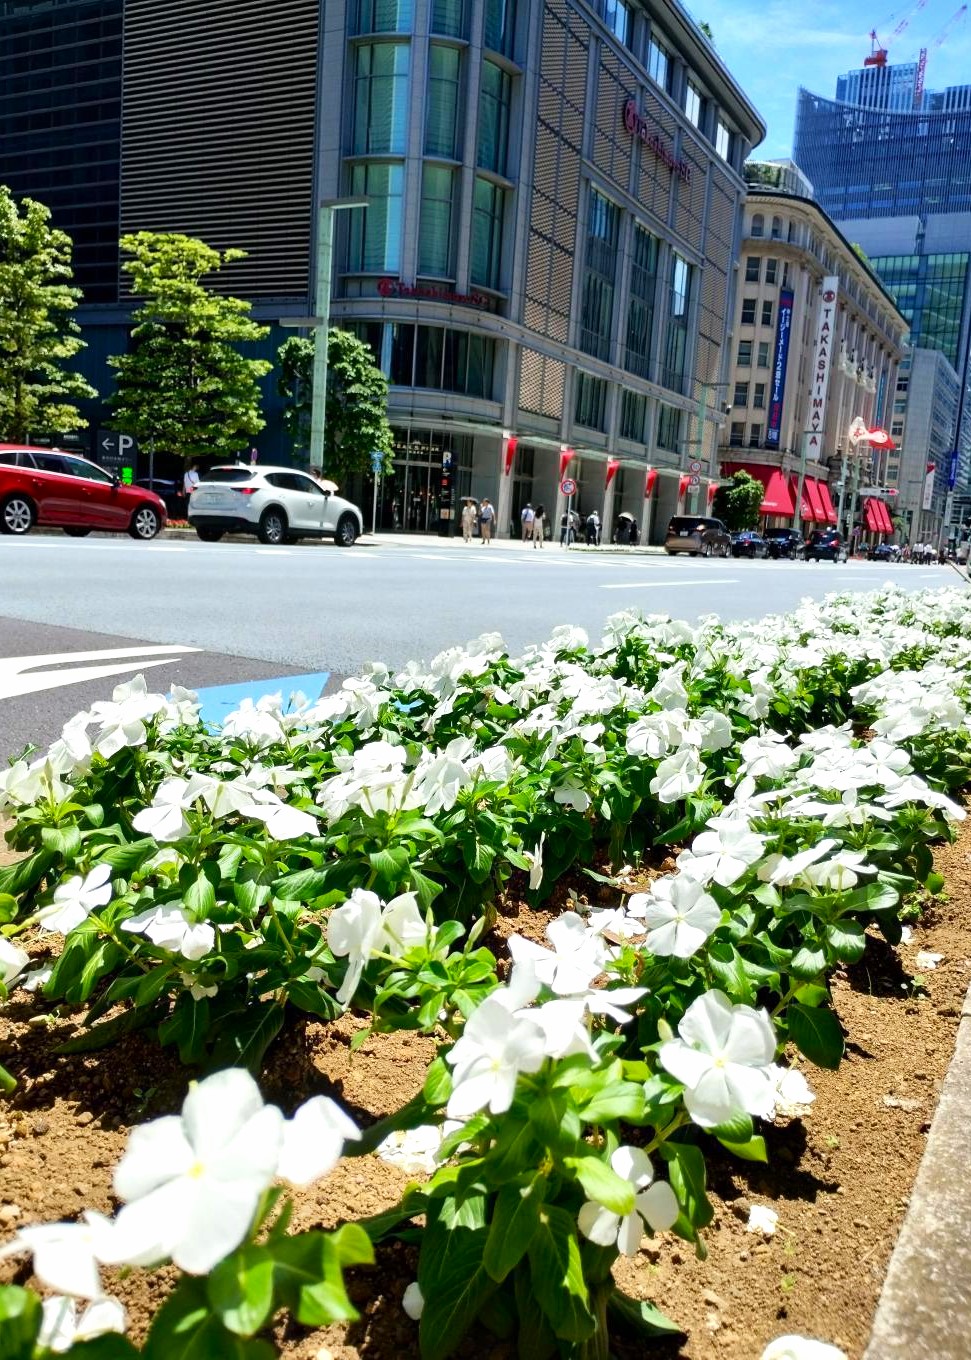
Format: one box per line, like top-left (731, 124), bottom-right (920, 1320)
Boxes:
top-left (348, 321), bottom-right (497, 398)
top-left (575, 372), bottom-right (683, 451)
top-left (732, 382), bottom-right (767, 410)
top-left (729, 422), bottom-right (766, 448)
top-left (736, 340), bottom-right (773, 368)
top-left (351, 0), bottom-right (517, 56)
top-left (744, 256), bottom-right (788, 286)
top-left (740, 298), bottom-right (775, 328)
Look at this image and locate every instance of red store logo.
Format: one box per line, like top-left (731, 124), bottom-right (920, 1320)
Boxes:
top-left (622, 99), bottom-right (692, 183)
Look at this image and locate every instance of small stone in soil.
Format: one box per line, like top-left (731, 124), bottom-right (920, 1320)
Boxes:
top-left (31, 1119), bottom-right (49, 1136)
top-left (703, 1289), bottom-right (728, 1310)
top-left (0, 1205), bottom-right (21, 1224)
top-left (76, 1112), bottom-right (94, 1127)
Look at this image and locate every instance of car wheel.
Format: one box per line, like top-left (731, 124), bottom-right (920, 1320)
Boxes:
top-left (723, 544), bottom-right (732, 558)
top-left (0, 495), bottom-right (35, 536)
top-left (63, 526), bottom-right (92, 538)
top-left (129, 505), bottom-right (161, 540)
top-left (703, 542), bottom-right (712, 558)
top-left (258, 508), bottom-right (288, 545)
top-left (335, 513), bottom-right (358, 547)
top-left (195, 527), bottom-right (224, 543)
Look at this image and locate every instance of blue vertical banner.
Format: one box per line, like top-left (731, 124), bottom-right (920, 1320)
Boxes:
top-left (876, 365), bottom-right (888, 429)
top-left (765, 288), bottom-right (795, 447)
top-left (949, 450), bottom-right (959, 490)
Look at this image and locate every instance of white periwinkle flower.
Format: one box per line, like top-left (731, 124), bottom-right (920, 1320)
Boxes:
top-left (760, 1336), bottom-right (847, 1360)
top-left (757, 840), bottom-right (838, 887)
top-left (650, 748), bottom-right (704, 804)
top-left (508, 912), bottom-right (605, 995)
top-left (132, 776), bottom-right (200, 842)
top-left (277, 1096), bottom-right (360, 1186)
top-left (628, 877), bottom-right (721, 960)
top-left (88, 675), bottom-right (167, 758)
top-left (122, 904), bottom-right (216, 961)
top-left (677, 820), bottom-right (767, 887)
top-left (0, 936), bottom-right (30, 988)
top-left (659, 990), bottom-right (777, 1129)
top-left (402, 1281), bottom-right (425, 1320)
top-left (328, 889), bottom-right (428, 1006)
top-left (39, 1296), bottom-right (126, 1353)
top-left (766, 1064), bottom-right (816, 1119)
top-left (577, 1146), bottom-right (680, 1255)
top-left (35, 864), bottom-right (112, 935)
top-left (446, 995), bottom-right (546, 1118)
top-left (746, 1203), bottom-right (779, 1236)
top-left (0, 1212), bottom-right (115, 1299)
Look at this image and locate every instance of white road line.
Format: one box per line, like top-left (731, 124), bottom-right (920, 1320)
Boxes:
top-left (0, 644), bottom-right (199, 670)
top-left (599, 577), bottom-right (739, 591)
top-left (255, 548), bottom-right (293, 556)
top-left (0, 656), bottom-right (185, 701)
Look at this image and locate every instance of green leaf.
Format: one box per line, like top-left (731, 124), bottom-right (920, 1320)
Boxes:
top-left (422, 1055), bottom-right (452, 1106)
top-left (144, 1278), bottom-right (275, 1360)
top-left (98, 838), bottom-right (157, 876)
top-left (564, 1156), bottom-right (635, 1217)
top-left (158, 993), bottom-right (211, 1064)
top-left (788, 1001), bottom-right (844, 1070)
top-left (824, 919), bottom-right (867, 963)
top-left (608, 1289), bottom-right (684, 1338)
top-left (662, 1143), bottom-right (713, 1230)
top-left (0, 848), bottom-right (54, 897)
top-left (707, 940), bottom-right (756, 1005)
top-left (68, 1337), bottom-right (141, 1358)
top-left (0, 1284), bottom-right (40, 1360)
top-left (272, 1226), bottom-right (372, 1327)
top-left (0, 1063), bottom-right (16, 1095)
top-left (207, 1246), bottom-right (275, 1335)
top-left (483, 1175), bottom-right (546, 1282)
top-left (527, 1204), bottom-right (596, 1342)
top-left (272, 866), bottom-right (332, 901)
top-left (55, 1004), bottom-right (157, 1055)
top-left (369, 845), bottom-right (411, 883)
top-left (513, 1267), bottom-right (558, 1360)
top-left (418, 1216), bottom-right (496, 1360)
top-left (789, 944), bottom-right (827, 980)
top-left (40, 823), bottom-right (82, 858)
top-left (717, 1134), bottom-right (768, 1163)
top-left (577, 1081), bottom-right (646, 1123)
top-left (184, 868), bottom-right (216, 917)
top-left (207, 1002), bottom-right (285, 1073)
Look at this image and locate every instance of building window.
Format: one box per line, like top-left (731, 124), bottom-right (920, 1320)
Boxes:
top-left (753, 382), bottom-right (766, 409)
top-left (657, 404), bottom-right (682, 452)
top-left (625, 224), bottom-right (659, 379)
top-left (580, 187), bottom-right (620, 361)
top-left (431, 0), bottom-right (466, 36)
top-left (782, 261), bottom-right (790, 286)
top-left (745, 256), bottom-right (760, 282)
top-left (684, 79), bottom-right (703, 128)
top-left (602, 0), bottom-right (632, 44)
top-left (733, 381), bottom-right (749, 408)
top-left (891, 420), bottom-right (904, 438)
top-left (751, 213), bottom-right (764, 238)
top-left (348, 164), bottom-right (405, 271)
top-left (741, 297), bottom-right (756, 324)
top-left (771, 215), bottom-right (783, 240)
top-left (470, 177), bottom-right (505, 289)
top-left (661, 253), bottom-right (691, 391)
top-left (390, 321), bottom-right (416, 383)
top-left (765, 258), bottom-right (778, 285)
top-left (620, 389), bottom-right (647, 442)
top-left (761, 300), bottom-right (773, 327)
top-left (426, 45), bottom-right (461, 158)
top-left (418, 165), bottom-right (455, 275)
top-left (353, 43), bottom-right (410, 155)
top-left (715, 118), bottom-right (732, 161)
top-left (353, 0), bottom-right (413, 34)
top-left (737, 340), bottom-right (752, 366)
top-left (748, 422), bottom-right (763, 447)
top-left (647, 33), bottom-right (670, 90)
top-left (387, 323), bottom-right (496, 396)
top-left (729, 421), bottom-right (744, 447)
top-left (575, 372), bottom-right (608, 430)
top-left (477, 60), bottom-right (511, 176)
top-left (484, 0), bottom-right (517, 55)
top-left (757, 341), bottom-right (770, 368)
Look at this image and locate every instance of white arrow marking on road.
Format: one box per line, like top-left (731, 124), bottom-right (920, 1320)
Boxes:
top-left (599, 578), bottom-right (739, 590)
top-left (0, 644), bottom-right (200, 701)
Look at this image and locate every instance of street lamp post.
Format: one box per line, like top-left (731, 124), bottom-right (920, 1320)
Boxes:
top-left (684, 382), bottom-right (732, 509)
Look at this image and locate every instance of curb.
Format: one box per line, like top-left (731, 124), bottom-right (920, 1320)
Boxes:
top-left (863, 980), bottom-right (971, 1358)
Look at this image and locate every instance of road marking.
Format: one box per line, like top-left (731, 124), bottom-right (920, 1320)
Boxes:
top-left (194, 672), bottom-right (330, 726)
top-left (599, 577), bottom-right (739, 591)
top-left (0, 644), bottom-right (199, 700)
top-left (254, 548), bottom-right (293, 556)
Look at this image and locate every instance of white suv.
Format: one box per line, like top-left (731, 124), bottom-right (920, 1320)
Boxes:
top-left (189, 466), bottom-right (364, 546)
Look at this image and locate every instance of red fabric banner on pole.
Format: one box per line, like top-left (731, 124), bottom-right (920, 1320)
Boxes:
top-left (644, 467), bottom-right (658, 498)
top-left (706, 482), bottom-right (717, 506)
top-left (502, 435), bottom-right (518, 476)
top-left (605, 457), bottom-right (621, 487)
top-left (678, 474), bottom-right (691, 498)
top-left (559, 446), bottom-right (574, 479)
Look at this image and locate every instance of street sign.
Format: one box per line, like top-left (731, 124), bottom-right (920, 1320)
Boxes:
top-left (560, 477), bottom-right (577, 497)
top-left (96, 430), bottom-right (138, 471)
top-left (688, 459), bottom-right (703, 474)
top-left (370, 449), bottom-right (384, 474)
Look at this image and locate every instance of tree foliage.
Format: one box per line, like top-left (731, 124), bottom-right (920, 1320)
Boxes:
top-left (277, 329), bottom-right (392, 480)
top-left (0, 186), bottom-right (96, 442)
top-left (108, 232), bottom-right (271, 463)
top-left (713, 470), bottom-right (764, 531)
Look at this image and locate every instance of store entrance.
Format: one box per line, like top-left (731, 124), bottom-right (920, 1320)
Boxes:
top-left (377, 429), bottom-right (471, 534)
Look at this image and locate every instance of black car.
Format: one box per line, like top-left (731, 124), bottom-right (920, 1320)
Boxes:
top-left (135, 478), bottom-right (183, 518)
top-left (868, 543), bottom-right (897, 562)
top-left (730, 530), bottom-right (767, 558)
top-left (763, 527), bottom-right (804, 560)
top-left (805, 529), bottom-right (844, 562)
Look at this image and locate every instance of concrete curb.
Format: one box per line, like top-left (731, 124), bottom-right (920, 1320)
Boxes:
top-left (863, 980), bottom-right (971, 1359)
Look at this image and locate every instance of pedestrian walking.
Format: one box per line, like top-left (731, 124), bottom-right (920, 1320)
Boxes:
top-left (182, 460), bottom-right (200, 516)
top-left (532, 504), bottom-right (545, 548)
top-left (461, 498), bottom-right (476, 544)
top-left (520, 502), bottom-right (535, 543)
top-left (585, 510), bottom-right (601, 546)
top-left (479, 497), bottom-right (495, 544)
top-left (559, 510), bottom-right (572, 546)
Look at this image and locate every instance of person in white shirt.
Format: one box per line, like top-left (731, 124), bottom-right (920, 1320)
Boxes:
top-left (520, 502), bottom-right (535, 542)
top-left (183, 462), bottom-right (200, 500)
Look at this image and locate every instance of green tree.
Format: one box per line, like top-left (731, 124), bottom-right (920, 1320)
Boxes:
top-left (276, 328), bottom-right (392, 479)
top-left (108, 232), bottom-right (271, 462)
top-left (713, 470), bottom-right (764, 531)
top-left (0, 186), bottom-right (96, 442)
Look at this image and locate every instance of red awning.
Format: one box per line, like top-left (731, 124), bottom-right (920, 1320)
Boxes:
top-left (804, 478), bottom-right (827, 524)
top-left (863, 498), bottom-right (882, 533)
top-left (789, 475), bottom-right (815, 522)
top-left (817, 480), bottom-right (838, 525)
top-left (877, 499), bottom-right (894, 534)
top-left (722, 463), bottom-right (794, 516)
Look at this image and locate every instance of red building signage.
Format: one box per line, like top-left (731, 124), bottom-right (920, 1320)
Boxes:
top-left (377, 278), bottom-right (491, 307)
top-left (623, 100), bottom-right (692, 183)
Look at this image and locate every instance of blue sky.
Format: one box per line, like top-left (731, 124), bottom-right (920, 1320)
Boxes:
top-left (691, 0), bottom-right (971, 156)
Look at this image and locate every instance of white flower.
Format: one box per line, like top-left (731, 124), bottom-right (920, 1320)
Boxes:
top-left (0, 1211), bottom-right (115, 1299)
top-left (760, 1336), bottom-right (847, 1360)
top-left (676, 820), bottom-right (767, 887)
top-left (20, 962), bottom-right (53, 993)
top-left (402, 1281), bottom-right (425, 1320)
top-left (553, 783), bottom-right (591, 812)
top-left (577, 1146), bottom-right (680, 1255)
top-left (246, 798), bottom-right (319, 841)
top-left (46, 714), bottom-right (93, 777)
top-left (180, 971), bottom-right (218, 1001)
top-left (277, 1095), bottom-right (360, 1186)
top-left (629, 877), bottom-right (721, 959)
top-left (659, 990), bottom-right (777, 1129)
top-left (39, 1296), bottom-right (126, 1353)
top-left (328, 890), bottom-right (428, 1006)
top-left (0, 936), bottom-right (30, 988)
top-left (523, 835), bottom-right (545, 891)
top-left (35, 864), bottom-right (112, 935)
top-left (88, 675), bottom-right (167, 758)
top-left (446, 996), bottom-right (546, 1117)
top-left (739, 733), bottom-right (799, 781)
top-left (132, 776), bottom-right (200, 842)
top-left (746, 1203), bottom-right (779, 1236)
top-left (757, 840), bottom-right (838, 887)
top-left (650, 748), bottom-right (704, 803)
top-left (379, 892), bottom-right (429, 954)
top-left (508, 912), bottom-right (605, 995)
top-left (799, 849), bottom-right (875, 891)
top-left (219, 698), bottom-right (286, 748)
top-left (626, 711), bottom-right (685, 759)
top-left (105, 1069), bottom-right (284, 1274)
top-left (122, 905), bottom-right (215, 961)
top-left (766, 1064), bottom-right (816, 1119)
top-left (377, 1124), bottom-right (448, 1176)
top-left (0, 758), bottom-right (70, 810)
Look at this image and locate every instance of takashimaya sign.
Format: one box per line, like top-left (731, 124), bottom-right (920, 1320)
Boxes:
top-left (807, 278), bottom-right (839, 460)
top-left (378, 278), bottom-right (491, 308)
top-left (623, 99), bottom-right (692, 183)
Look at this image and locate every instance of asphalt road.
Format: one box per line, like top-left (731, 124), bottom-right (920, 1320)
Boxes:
top-left (0, 535), bottom-right (961, 756)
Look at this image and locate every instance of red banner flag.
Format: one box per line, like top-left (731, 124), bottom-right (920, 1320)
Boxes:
top-left (502, 435), bottom-right (518, 476)
top-left (706, 482), bottom-right (718, 506)
top-left (559, 446), bottom-right (574, 478)
top-left (605, 457), bottom-right (621, 487)
top-left (644, 467), bottom-right (658, 499)
top-left (678, 474), bottom-right (691, 498)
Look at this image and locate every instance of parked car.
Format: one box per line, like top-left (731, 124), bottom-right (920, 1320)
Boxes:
top-left (763, 527), bottom-right (805, 560)
top-left (804, 529), bottom-right (844, 562)
top-left (868, 542), bottom-right (899, 562)
top-left (664, 515), bottom-right (732, 557)
top-left (0, 446), bottom-right (165, 539)
top-left (135, 478), bottom-right (183, 519)
top-left (188, 465), bottom-right (364, 546)
top-left (730, 529), bottom-right (767, 559)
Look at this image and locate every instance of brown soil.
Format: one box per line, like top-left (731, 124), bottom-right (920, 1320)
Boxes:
top-left (2, 823), bottom-right (971, 1359)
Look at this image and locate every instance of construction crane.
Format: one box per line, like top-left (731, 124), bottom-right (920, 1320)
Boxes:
top-left (930, 1), bottom-right (968, 48)
top-left (865, 0), bottom-right (928, 65)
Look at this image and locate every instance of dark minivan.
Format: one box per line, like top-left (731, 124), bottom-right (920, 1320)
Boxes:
top-left (804, 529), bottom-right (844, 562)
top-left (664, 515), bottom-right (732, 557)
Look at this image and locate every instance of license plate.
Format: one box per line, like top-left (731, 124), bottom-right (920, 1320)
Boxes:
top-left (679, 530), bottom-right (690, 537)
top-left (198, 491), bottom-right (230, 506)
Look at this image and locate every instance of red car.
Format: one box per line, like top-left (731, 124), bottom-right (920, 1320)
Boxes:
top-left (0, 446), bottom-right (166, 540)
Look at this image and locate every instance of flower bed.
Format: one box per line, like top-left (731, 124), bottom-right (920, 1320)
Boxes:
top-left (2, 585), bottom-right (971, 1359)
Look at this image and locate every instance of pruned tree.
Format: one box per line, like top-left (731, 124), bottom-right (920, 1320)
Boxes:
top-left (713, 470), bottom-right (764, 530)
top-left (108, 232), bottom-right (270, 462)
top-left (0, 186), bottom-right (96, 442)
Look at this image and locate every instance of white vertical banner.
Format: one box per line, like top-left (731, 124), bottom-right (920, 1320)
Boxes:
top-left (806, 277), bottom-right (839, 465)
top-left (922, 461), bottom-right (936, 511)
